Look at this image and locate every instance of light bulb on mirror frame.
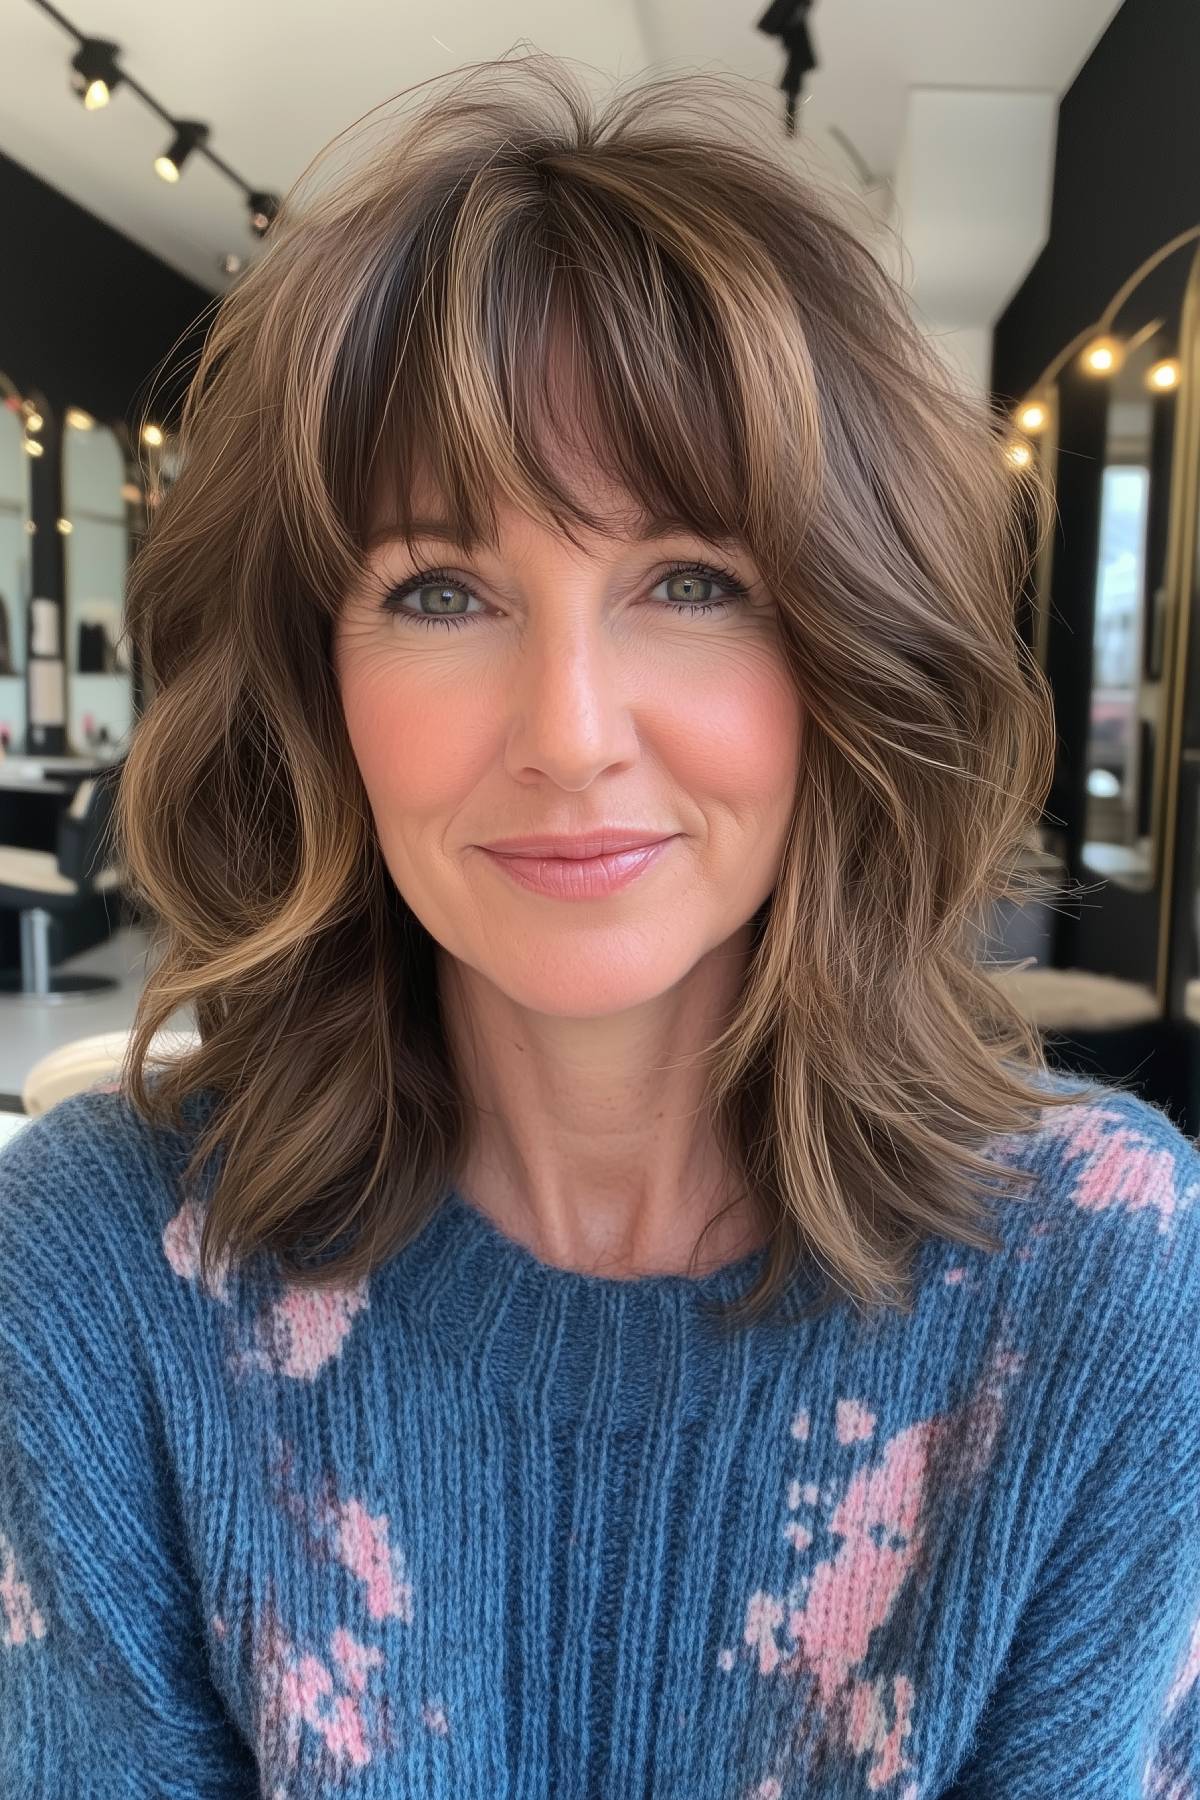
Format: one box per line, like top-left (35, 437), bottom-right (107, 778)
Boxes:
top-left (1082, 336), bottom-right (1122, 375)
top-left (1004, 438), bottom-right (1033, 469)
top-left (1015, 400), bottom-right (1049, 434)
top-left (1147, 358), bottom-right (1181, 392)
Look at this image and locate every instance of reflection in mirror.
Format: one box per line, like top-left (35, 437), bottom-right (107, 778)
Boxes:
top-left (0, 377), bottom-right (34, 753)
top-left (1082, 329), bottom-right (1177, 888)
top-left (62, 410), bottom-right (133, 756)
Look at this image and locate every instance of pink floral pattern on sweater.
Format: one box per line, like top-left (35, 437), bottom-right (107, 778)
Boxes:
top-left (0, 1532), bottom-right (46, 1649)
top-left (727, 1338), bottom-right (1025, 1796)
top-left (254, 1609), bottom-right (383, 1778)
top-left (269, 1442), bottom-right (415, 1626)
top-left (1142, 1601), bottom-right (1200, 1796)
top-left (162, 1198), bottom-right (369, 1378)
top-left (162, 1196), bottom-right (230, 1300)
top-left (236, 1284), bottom-right (370, 1381)
top-left (1040, 1103), bottom-right (1199, 1232)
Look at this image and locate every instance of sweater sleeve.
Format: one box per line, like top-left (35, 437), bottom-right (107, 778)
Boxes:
top-left (940, 1113), bottom-right (1200, 1798)
top-left (0, 1101), bottom-right (258, 1799)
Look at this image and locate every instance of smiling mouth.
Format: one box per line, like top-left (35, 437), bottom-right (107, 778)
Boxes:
top-left (479, 838), bottom-right (675, 898)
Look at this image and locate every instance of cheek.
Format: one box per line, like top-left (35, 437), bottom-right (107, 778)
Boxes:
top-left (339, 662), bottom-right (487, 815)
top-left (337, 637), bottom-right (804, 816)
top-left (658, 653), bottom-right (803, 809)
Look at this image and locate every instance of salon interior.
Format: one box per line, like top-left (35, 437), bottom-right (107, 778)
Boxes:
top-left (0, 0), bottom-right (1198, 1149)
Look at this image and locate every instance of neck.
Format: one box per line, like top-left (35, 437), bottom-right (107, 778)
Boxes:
top-left (437, 928), bottom-right (763, 1278)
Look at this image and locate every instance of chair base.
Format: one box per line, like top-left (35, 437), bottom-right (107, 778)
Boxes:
top-left (0, 906), bottom-right (120, 1002)
top-left (0, 970), bottom-right (119, 1004)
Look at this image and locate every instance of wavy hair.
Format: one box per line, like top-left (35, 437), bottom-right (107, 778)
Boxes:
top-left (115, 51), bottom-right (1102, 1327)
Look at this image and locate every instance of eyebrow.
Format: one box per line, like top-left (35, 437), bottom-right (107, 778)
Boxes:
top-left (365, 514), bottom-right (743, 552)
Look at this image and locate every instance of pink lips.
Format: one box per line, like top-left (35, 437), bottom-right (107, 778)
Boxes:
top-left (479, 836), bottom-right (676, 899)
top-left (482, 830), bottom-right (673, 858)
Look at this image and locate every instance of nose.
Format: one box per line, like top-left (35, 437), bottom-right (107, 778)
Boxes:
top-left (503, 599), bottom-right (642, 789)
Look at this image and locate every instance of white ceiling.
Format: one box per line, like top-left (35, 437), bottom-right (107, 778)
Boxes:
top-left (1, 0), bottom-right (1122, 388)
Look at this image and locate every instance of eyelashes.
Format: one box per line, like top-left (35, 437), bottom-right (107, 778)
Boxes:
top-left (374, 559), bottom-right (753, 632)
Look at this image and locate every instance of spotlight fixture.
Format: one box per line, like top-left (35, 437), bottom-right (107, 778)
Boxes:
top-left (155, 121), bottom-right (210, 183)
top-left (756, 0), bottom-right (819, 137)
top-left (69, 36), bottom-right (123, 109)
top-left (247, 191), bottom-right (281, 239)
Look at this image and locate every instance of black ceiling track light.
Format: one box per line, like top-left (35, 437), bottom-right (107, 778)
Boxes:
top-left (68, 35), bottom-right (122, 109)
top-left (155, 120), bottom-right (211, 185)
top-left (29, 0), bottom-right (283, 250)
top-left (756, 0), bottom-right (820, 136)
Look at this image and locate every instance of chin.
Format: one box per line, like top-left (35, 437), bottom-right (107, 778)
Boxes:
top-left (473, 935), bottom-right (703, 1018)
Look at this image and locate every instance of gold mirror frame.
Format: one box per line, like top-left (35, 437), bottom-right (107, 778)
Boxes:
top-left (1153, 242), bottom-right (1200, 1003)
top-left (1027, 386), bottom-right (1059, 677)
top-left (0, 375), bottom-right (35, 735)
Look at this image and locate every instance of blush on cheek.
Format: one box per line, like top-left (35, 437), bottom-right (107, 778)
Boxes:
top-left (663, 661), bottom-right (803, 797)
top-left (340, 674), bottom-right (483, 814)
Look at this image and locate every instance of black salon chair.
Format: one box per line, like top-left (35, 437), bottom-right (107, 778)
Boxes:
top-left (0, 766), bottom-right (125, 1001)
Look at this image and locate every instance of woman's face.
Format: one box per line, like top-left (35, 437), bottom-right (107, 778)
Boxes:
top-left (333, 465), bottom-right (803, 1020)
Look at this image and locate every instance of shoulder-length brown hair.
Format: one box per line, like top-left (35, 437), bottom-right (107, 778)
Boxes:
top-left (115, 51), bottom-right (1102, 1327)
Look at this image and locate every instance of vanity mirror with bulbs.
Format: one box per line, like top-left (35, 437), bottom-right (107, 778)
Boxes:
top-left (1080, 296), bottom-right (1183, 893)
top-left (1004, 228), bottom-right (1200, 1014)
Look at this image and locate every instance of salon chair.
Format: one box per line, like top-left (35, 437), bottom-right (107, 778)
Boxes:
top-left (0, 767), bottom-right (125, 1000)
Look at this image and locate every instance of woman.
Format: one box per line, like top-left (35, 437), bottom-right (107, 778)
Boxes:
top-left (2, 53), bottom-right (1199, 1799)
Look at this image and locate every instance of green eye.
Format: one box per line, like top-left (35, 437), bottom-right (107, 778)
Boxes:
top-left (380, 559), bottom-right (751, 630)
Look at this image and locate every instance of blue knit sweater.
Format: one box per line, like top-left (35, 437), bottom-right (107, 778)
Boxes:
top-left (2, 1074), bottom-right (1200, 1799)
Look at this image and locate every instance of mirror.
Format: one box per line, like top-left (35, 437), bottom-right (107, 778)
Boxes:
top-left (1081, 317), bottom-right (1180, 890)
top-left (62, 410), bottom-right (134, 756)
top-left (0, 376), bottom-right (35, 754)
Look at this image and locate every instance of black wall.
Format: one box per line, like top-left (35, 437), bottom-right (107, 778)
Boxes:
top-left (0, 144), bottom-right (215, 428)
top-left (1, 145), bottom-right (216, 668)
top-left (992, 0), bottom-right (1200, 406)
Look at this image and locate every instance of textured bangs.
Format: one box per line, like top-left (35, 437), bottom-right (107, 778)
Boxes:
top-left (312, 95), bottom-right (826, 591)
top-left (114, 52), bottom-right (1104, 1327)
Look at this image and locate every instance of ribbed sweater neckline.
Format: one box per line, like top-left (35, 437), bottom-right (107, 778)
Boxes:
top-left (396, 1187), bottom-right (811, 1435)
top-left (439, 1185), bottom-right (775, 1299)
